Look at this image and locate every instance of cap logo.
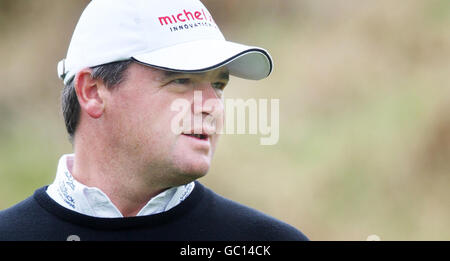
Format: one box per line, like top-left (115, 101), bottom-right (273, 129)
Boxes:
top-left (158, 9), bottom-right (218, 32)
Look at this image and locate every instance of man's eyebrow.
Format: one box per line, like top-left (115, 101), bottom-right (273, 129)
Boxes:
top-left (162, 70), bottom-right (230, 81)
top-left (163, 71), bottom-right (183, 78)
top-left (218, 71), bottom-right (230, 81)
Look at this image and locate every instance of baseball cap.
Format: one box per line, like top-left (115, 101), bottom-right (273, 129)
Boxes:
top-left (57, 0), bottom-right (273, 85)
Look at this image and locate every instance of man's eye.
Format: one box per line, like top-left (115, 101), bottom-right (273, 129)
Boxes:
top-left (212, 82), bottom-right (226, 90)
top-left (172, 78), bottom-right (191, 85)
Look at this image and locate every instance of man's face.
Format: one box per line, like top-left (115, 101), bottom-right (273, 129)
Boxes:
top-left (102, 63), bottom-right (229, 187)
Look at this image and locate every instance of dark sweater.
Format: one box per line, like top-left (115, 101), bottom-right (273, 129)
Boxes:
top-left (0, 182), bottom-right (308, 241)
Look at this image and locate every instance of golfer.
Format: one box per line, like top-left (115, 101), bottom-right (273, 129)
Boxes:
top-left (0, 0), bottom-right (308, 241)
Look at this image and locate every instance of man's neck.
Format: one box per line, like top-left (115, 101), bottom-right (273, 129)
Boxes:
top-left (71, 142), bottom-right (166, 217)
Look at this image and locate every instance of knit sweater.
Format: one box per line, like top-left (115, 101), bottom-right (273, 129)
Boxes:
top-left (0, 181), bottom-right (308, 241)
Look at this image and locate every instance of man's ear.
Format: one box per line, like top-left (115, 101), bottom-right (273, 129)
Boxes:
top-left (74, 69), bottom-right (105, 119)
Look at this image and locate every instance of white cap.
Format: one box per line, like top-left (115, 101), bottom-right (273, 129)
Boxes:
top-left (57, 0), bottom-right (273, 85)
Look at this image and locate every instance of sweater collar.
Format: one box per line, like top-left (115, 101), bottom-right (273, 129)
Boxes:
top-left (46, 154), bottom-right (194, 218)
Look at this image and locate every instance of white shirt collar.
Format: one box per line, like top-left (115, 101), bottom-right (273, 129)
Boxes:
top-left (46, 154), bottom-right (195, 218)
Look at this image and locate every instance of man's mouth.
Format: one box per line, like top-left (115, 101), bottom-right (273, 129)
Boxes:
top-left (183, 133), bottom-right (209, 140)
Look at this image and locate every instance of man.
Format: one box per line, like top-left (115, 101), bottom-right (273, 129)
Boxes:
top-left (0, 0), bottom-right (308, 241)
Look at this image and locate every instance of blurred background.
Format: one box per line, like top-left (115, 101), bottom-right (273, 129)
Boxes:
top-left (0, 0), bottom-right (449, 240)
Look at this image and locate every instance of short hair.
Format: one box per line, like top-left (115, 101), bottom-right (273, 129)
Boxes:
top-left (61, 60), bottom-right (133, 143)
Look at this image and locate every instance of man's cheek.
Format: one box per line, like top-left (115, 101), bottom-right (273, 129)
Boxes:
top-left (169, 100), bottom-right (192, 135)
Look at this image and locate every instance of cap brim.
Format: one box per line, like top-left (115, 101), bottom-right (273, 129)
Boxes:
top-left (131, 39), bottom-right (273, 80)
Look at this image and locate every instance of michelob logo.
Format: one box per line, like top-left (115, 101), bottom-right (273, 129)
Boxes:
top-left (158, 9), bottom-right (215, 26)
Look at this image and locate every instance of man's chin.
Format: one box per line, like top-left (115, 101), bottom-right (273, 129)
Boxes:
top-left (171, 158), bottom-right (211, 184)
top-left (180, 163), bottom-right (210, 179)
top-left (169, 148), bottom-right (214, 184)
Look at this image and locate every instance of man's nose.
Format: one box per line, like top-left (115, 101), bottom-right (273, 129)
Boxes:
top-left (192, 82), bottom-right (223, 115)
